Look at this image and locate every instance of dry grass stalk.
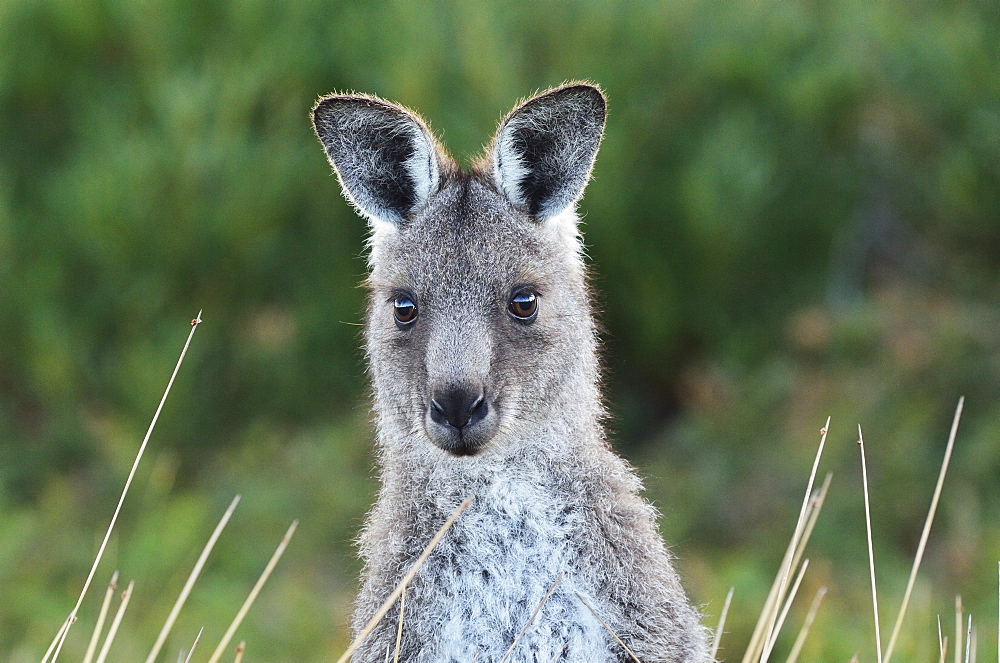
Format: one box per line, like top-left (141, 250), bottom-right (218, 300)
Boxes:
top-left (182, 626), bottom-right (204, 663)
top-left (955, 595), bottom-right (963, 663)
top-left (858, 426), bottom-right (883, 663)
top-left (43, 313), bottom-right (203, 663)
top-left (760, 559), bottom-right (810, 662)
top-left (937, 615), bottom-right (944, 663)
top-left (575, 592), bottom-right (641, 663)
top-left (147, 494), bottom-right (242, 663)
top-left (786, 586), bottom-right (827, 663)
top-left (499, 572), bottom-right (565, 663)
top-left (95, 579), bottom-right (135, 663)
top-left (545, 645), bottom-right (567, 662)
top-left (744, 491), bottom-right (823, 663)
top-left (41, 618), bottom-right (70, 663)
top-left (393, 585), bottom-right (406, 663)
top-left (964, 615), bottom-right (972, 663)
top-left (207, 519), bottom-right (298, 663)
top-left (883, 397), bottom-right (965, 663)
top-left (336, 495), bottom-right (473, 663)
top-left (82, 571), bottom-right (119, 663)
top-left (789, 474), bottom-right (832, 585)
top-left (233, 641), bottom-right (246, 663)
top-left (744, 418), bottom-right (830, 663)
top-left (709, 586), bottom-right (735, 661)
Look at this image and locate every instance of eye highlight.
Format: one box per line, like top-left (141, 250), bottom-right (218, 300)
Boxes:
top-left (508, 290), bottom-right (538, 321)
top-left (393, 295), bottom-right (418, 326)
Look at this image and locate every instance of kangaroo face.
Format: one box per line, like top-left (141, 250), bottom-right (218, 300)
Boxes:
top-left (313, 84), bottom-right (605, 456)
top-left (365, 178), bottom-right (594, 455)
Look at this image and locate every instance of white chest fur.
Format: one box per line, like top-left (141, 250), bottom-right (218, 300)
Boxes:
top-left (404, 471), bottom-right (616, 662)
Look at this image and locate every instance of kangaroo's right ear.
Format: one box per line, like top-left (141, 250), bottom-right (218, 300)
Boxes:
top-left (312, 95), bottom-right (444, 229)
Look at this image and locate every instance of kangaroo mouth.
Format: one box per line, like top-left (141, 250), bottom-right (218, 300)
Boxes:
top-left (424, 402), bottom-right (497, 456)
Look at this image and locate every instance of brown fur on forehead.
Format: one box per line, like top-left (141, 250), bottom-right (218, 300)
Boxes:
top-left (367, 175), bottom-right (580, 301)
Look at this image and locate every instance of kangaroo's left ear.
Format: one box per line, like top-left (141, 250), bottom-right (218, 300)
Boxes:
top-left (488, 83), bottom-right (606, 221)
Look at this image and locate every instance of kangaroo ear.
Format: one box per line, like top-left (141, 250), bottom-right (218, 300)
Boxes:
top-left (489, 83), bottom-right (606, 220)
top-left (313, 95), bottom-right (444, 228)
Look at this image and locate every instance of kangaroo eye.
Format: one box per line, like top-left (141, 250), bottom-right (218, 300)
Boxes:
top-left (508, 291), bottom-right (537, 321)
top-left (393, 296), bottom-right (418, 325)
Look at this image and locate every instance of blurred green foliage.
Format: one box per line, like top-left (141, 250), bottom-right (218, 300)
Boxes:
top-left (1, 0), bottom-right (998, 660)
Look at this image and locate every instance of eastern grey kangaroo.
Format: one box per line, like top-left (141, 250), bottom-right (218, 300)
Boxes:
top-left (313, 83), bottom-right (706, 662)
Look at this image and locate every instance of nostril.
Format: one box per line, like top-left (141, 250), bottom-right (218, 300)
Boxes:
top-left (429, 386), bottom-right (487, 431)
top-left (467, 393), bottom-right (484, 414)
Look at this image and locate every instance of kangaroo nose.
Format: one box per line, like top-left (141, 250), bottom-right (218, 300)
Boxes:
top-left (429, 386), bottom-right (487, 430)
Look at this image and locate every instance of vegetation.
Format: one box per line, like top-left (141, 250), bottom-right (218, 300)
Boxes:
top-left (1, 0), bottom-right (998, 660)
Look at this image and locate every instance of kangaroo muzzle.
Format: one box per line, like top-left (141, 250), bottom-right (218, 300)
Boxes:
top-left (426, 380), bottom-right (496, 455)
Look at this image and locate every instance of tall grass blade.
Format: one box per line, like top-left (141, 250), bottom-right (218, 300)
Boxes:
top-left (393, 584), bottom-right (406, 663)
top-left (207, 520), bottom-right (298, 663)
top-left (745, 418), bottom-right (831, 663)
top-left (709, 586), bottom-right (735, 661)
top-left (859, 426), bottom-right (883, 663)
top-left (182, 627), bottom-right (204, 663)
top-left (45, 313), bottom-right (203, 662)
top-left (956, 595), bottom-right (963, 663)
top-left (82, 571), bottom-right (118, 663)
top-left (336, 495), bottom-right (473, 663)
top-left (147, 495), bottom-right (241, 663)
top-left (761, 559), bottom-right (810, 662)
top-left (575, 592), bottom-right (641, 663)
top-left (499, 572), bottom-right (564, 663)
top-left (884, 397), bottom-right (964, 663)
top-left (786, 586), bottom-right (827, 663)
top-left (95, 580), bottom-right (135, 663)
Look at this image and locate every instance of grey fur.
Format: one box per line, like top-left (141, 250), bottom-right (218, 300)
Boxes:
top-left (312, 83), bottom-right (708, 662)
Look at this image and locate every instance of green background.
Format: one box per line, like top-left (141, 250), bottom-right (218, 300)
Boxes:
top-left (2, 0), bottom-right (998, 660)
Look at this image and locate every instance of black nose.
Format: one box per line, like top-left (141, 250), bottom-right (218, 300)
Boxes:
top-left (429, 386), bottom-right (487, 431)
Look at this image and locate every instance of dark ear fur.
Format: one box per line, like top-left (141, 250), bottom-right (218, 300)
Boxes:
top-left (489, 83), bottom-right (606, 220)
top-left (312, 95), bottom-right (445, 227)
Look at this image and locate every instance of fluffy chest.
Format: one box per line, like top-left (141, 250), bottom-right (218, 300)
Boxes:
top-left (400, 476), bottom-right (615, 662)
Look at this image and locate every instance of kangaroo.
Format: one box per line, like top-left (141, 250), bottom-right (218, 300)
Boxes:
top-left (312, 83), bottom-right (707, 662)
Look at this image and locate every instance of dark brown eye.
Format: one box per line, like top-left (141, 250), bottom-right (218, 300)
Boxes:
top-left (508, 291), bottom-right (537, 321)
top-left (393, 295), bottom-right (417, 325)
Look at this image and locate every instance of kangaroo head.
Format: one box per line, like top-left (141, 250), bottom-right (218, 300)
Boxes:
top-left (313, 84), bottom-right (606, 457)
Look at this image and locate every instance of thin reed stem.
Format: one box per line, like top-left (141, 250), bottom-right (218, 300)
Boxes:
top-left (233, 641), bottom-right (246, 663)
top-left (884, 397), bottom-right (964, 663)
top-left (710, 587), bottom-right (735, 661)
top-left (83, 571), bottom-right (118, 663)
top-left (45, 313), bottom-right (202, 663)
top-left (859, 426), bottom-right (883, 663)
top-left (182, 627), bottom-right (204, 663)
top-left (938, 615), bottom-right (944, 663)
top-left (786, 586), bottom-right (827, 663)
top-left (575, 592), bottom-right (641, 663)
top-left (965, 615), bottom-right (972, 663)
top-left (95, 580), bottom-right (135, 663)
top-left (337, 495), bottom-right (473, 663)
top-left (207, 520), bottom-right (298, 663)
top-left (746, 418), bottom-right (830, 663)
top-left (500, 572), bottom-right (564, 663)
top-left (147, 494), bottom-right (241, 663)
top-left (761, 560), bottom-right (810, 662)
top-left (956, 595), bottom-right (963, 663)
top-left (393, 585), bottom-right (406, 663)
